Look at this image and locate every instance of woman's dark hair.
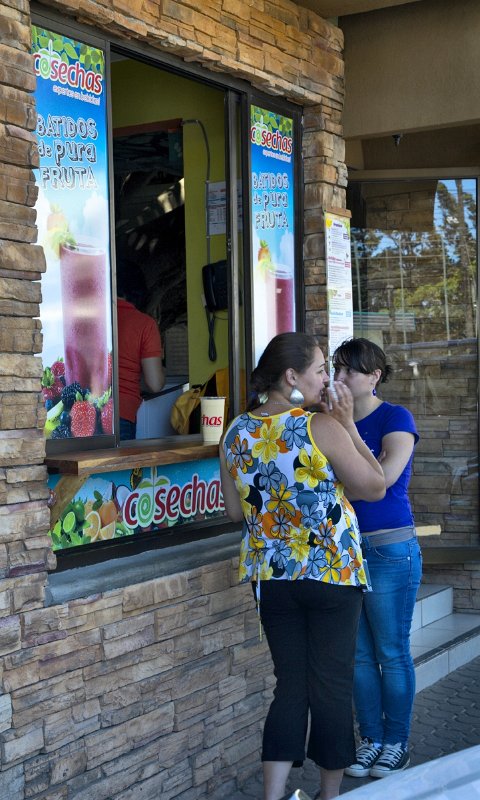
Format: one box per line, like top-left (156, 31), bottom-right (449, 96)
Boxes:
top-left (247, 332), bottom-right (319, 410)
top-left (332, 337), bottom-right (392, 384)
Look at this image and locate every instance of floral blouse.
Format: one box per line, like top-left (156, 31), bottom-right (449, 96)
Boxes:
top-left (223, 408), bottom-right (367, 588)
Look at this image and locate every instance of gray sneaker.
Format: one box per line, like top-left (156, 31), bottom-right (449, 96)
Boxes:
top-left (345, 737), bottom-right (382, 777)
top-left (369, 742), bottom-right (410, 778)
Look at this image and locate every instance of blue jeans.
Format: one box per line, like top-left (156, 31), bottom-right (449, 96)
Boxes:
top-left (354, 536), bottom-right (422, 747)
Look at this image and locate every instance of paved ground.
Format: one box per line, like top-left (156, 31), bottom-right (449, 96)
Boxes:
top-left (232, 655), bottom-right (480, 799)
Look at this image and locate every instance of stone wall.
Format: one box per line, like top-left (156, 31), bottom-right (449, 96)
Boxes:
top-left (0, 0), bottom-right (347, 796)
top-left (0, 3), bottom-right (52, 610)
top-left (1, 558), bottom-right (274, 799)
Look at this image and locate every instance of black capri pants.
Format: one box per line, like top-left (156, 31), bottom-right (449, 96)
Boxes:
top-left (257, 579), bottom-right (363, 770)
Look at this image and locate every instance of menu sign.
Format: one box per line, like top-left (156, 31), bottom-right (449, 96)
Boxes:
top-left (32, 26), bottom-right (113, 440)
top-left (325, 210), bottom-right (353, 370)
top-left (250, 105), bottom-right (296, 364)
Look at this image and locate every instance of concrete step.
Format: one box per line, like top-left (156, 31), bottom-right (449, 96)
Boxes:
top-left (412, 583), bottom-right (453, 631)
top-left (412, 584), bottom-right (480, 692)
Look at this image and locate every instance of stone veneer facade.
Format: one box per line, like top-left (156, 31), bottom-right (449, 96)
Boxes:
top-left (3, 0), bottom-right (480, 797)
top-left (0, 0), bottom-right (348, 797)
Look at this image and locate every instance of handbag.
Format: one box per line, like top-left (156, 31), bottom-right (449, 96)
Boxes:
top-left (170, 368), bottom-right (247, 435)
top-left (170, 382), bottom-right (207, 435)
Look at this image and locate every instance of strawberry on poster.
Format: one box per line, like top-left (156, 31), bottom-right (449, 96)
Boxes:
top-left (32, 26), bottom-right (113, 440)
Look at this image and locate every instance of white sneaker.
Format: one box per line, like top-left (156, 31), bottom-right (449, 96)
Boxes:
top-left (369, 742), bottom-right (410, 778)
top-left (345, 737), bottom-right (382, 777)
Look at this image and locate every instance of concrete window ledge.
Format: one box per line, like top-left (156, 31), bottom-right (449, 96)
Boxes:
top-left (421, 546), bottom-right (480, 565)
top-left (45, 530), bottom-right (242, 606)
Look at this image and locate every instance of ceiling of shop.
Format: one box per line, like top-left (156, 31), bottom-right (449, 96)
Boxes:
top-left (294, 0), bottom-right (422, 17)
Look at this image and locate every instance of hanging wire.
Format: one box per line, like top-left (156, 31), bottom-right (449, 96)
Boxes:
top-left (206, 307), bottom-right (217, 361)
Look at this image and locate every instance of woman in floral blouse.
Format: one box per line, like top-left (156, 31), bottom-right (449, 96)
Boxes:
top-left (219, 332), bottom-right (385, 800)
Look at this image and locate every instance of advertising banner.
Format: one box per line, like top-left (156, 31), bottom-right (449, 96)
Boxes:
top-left (325, 210), bottom-right (353, 370)
top-left (47, 459), bottom-right (225, 550)
top-left (32, 26), bottom-right (113, 440)
top-left (250, 105), bottom-right (295, 364)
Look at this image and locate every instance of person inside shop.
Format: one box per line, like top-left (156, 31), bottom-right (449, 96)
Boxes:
top-left (116, 261), bottom-right (165, 440)
top-left (219, 332), bottom-right (386, 800)
top-left (326, 337), bottom-right (421, 780)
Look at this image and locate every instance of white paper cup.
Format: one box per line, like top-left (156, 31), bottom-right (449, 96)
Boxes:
top-left (200, 396), bottom-right (226, 444)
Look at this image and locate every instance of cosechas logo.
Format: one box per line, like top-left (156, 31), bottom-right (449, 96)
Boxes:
top-left (123, 473), bottom-right (224, 528)
top-left (33, 39), bottom-right (103, 96)
top-left (250, 121), bottom-right (293, 155)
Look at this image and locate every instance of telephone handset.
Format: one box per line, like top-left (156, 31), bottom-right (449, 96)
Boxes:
top-left (202, 260), bottom-right (228, 312)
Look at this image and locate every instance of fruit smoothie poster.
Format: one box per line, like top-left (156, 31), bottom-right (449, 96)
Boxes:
top-left (32, 26), bottom-right (113, 440)
top-left (47, 460), bottom-right (225, 550)
top-left (250, 105), bottom-right (295, 364)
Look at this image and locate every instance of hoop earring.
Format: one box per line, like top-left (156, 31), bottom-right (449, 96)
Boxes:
top-left (289, 386), bottom-right (305, 405)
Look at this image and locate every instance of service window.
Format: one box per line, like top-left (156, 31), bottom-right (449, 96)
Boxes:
top-left (33, 21), bottom-right (302, 556)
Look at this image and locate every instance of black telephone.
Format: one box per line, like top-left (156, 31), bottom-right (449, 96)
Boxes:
top-left (202, 259), bottom-right (228, 312)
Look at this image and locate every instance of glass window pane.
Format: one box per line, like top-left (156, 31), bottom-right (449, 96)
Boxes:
top-left (348, 178), bottom-right (478, 545)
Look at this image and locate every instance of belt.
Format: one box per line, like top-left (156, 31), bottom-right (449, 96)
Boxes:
top-left (362, 525), bottom-right (416, 547)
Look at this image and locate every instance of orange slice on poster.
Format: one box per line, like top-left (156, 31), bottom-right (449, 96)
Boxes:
top-left (99, 500), bottom-right (117, 527)
top-left (99, 521), bottom-right (116, 540)
top-left (85, 510), bottom-right (101, 542)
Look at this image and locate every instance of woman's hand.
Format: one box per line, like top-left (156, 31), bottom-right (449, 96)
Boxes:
top-left (319, 381), bottom-right (355, 431)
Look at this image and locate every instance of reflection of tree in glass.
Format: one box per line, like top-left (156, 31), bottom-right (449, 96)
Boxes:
top-left (434, 180), bottom-right (476, 339)
top-left (351, 179), bottom-right (477, 345)
top-left (351, 229), bottom-right (382, 318)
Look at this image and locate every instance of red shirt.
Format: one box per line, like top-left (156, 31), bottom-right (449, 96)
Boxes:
top-left (117, 299), bottom-right (163, 422)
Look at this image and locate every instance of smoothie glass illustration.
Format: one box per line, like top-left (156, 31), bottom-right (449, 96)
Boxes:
top-left (266, 263), bottom-right (295, 336)
top-left (60, 242), bottom-right (108, 397)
